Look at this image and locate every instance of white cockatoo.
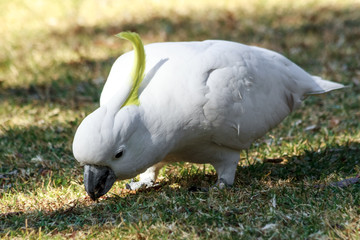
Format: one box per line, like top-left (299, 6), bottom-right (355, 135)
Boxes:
top-left (72, 32), bottom-right (344, 200)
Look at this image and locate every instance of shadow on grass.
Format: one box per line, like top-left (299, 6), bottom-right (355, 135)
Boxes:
top-left (238, 143), bottom-right (360, 183)
top-left (0, 58), bottom-right (110, 109)
top-left (0, 124), bottom-right (81, 184)
top-left (1, 143), bottom-right (359, 235)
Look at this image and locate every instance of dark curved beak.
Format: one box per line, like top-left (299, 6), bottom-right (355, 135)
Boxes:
top-left (84, 165), bottom-right (116, 201)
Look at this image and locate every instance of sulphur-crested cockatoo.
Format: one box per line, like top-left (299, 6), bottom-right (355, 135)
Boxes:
top-left (73, 32), bottom-right (344, 200)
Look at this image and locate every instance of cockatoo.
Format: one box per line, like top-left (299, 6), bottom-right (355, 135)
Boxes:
top-left (73, 32), bottom-right (344, 200)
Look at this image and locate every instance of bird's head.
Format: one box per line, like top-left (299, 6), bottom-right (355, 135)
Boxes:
top-left (72, 32), bottom-right (151, 200)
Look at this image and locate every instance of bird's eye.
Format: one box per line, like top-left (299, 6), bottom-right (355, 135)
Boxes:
top-left (115, 151), bottom-right (123, 159)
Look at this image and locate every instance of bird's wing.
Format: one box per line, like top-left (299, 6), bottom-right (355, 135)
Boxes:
top-left (200, 41), bottom-right (342, 148)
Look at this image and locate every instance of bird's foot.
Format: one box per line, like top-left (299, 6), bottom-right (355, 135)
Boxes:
top-left (125, 179), bottom-right (157, 191)
top-left (211, 178), bottom-right (233, 190)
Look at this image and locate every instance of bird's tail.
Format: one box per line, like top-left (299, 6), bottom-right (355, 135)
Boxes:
top-left (307, 76), bottom-right (345, 95)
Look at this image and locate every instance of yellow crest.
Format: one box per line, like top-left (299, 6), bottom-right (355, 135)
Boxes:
top-left (115, 32), bottom-right (146, 107)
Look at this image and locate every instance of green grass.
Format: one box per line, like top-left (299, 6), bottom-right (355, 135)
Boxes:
top-left (1, 0), bottom-right (360, 239)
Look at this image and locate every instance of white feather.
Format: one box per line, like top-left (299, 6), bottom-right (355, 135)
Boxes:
top-left (73, 39), bottom-right (344, 187)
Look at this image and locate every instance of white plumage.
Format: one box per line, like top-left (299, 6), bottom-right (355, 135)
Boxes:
top-left (73, 36), bottom-right (343, 200)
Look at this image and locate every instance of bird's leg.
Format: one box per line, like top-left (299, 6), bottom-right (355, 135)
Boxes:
top-left (126, 162), bottom-right (165, 190)
top-left (188, 150), bottom-right (239, 192)
top-left (211, 151), bottom-right (239, 189)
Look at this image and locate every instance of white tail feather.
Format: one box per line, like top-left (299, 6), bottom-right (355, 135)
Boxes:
top-left (307, 76), bottom-right (345, 95)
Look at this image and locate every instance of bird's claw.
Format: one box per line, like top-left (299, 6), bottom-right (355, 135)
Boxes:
top-left (211, 178), bottom-right (232, 190)
top-left (125, 179), bottom-right (155, 191)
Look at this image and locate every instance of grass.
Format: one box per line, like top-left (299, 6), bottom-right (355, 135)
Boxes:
top-left (1, 0), bottom-right (360, 239)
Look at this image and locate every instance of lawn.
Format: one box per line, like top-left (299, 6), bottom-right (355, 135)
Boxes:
top-left (1, 0), bottom-right (360, 239)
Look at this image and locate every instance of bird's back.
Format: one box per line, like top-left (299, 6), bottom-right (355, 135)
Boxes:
top-left (101, 40), bottom-right (343, 151)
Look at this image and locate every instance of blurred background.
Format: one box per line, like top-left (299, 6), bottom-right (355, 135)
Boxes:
top-left (1, 0), bottom-right (359, 89)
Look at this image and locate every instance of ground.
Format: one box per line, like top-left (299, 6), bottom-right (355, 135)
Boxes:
top-left (1, 0), bottom-right (360, 239)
